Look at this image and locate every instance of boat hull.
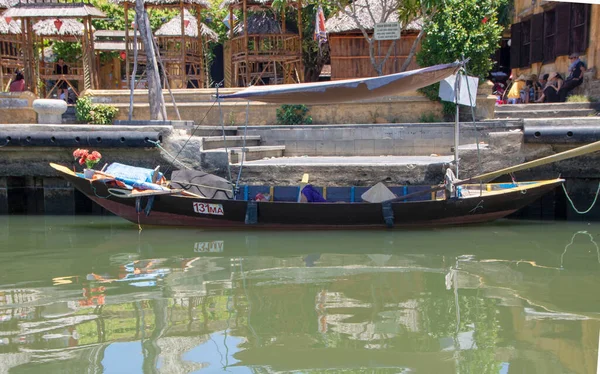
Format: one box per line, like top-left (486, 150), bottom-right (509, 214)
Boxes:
top-left (55, 166), bottom-right (563, 229)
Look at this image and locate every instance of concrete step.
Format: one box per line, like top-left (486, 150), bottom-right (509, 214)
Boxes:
top-left (201, 135), bottom-right (261, 150)
top-left (189, 126), bottom-right (238, 137)
top-left (495, 108), bottom-right (596, 119)
top-left (203, 145), bottom-right (286, 163)
top-left (228, 145), bottom-right (286, 163)
top-left (495, 102), bottom-right (600, 112)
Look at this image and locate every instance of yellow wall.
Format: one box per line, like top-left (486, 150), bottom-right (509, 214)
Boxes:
top-left (512, 3), bottom-right (600, 80)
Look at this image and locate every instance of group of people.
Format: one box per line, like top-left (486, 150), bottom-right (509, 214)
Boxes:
top-left (496, 53), bottom-right (586, 104)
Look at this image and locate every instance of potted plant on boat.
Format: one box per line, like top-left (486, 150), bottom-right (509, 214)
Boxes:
top-left (73, 149), bottom-right (102, 179)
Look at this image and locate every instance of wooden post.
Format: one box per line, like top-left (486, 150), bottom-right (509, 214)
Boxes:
top-left (229, 7), bottom-right (234, 87)
top-left (281, 8), bottom-right (286, 33)
top-left (135, 0), bottom-right (167, 120)
top-left (88, 16), bottom-right (99, 89)
top-left (82, 17), bottom-right (92, 90)
top-left (243, 0), bottom-right (249, 86)
top-left (25, 19), bottom-right (36, 94)
top-left (180, 2), bottom-right (186, 88)
top-left (297, 0), bottom-right (302, 40)
top-left (125, 2), bottom-right (130, 86)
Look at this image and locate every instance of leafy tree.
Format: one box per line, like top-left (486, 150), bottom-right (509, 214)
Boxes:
top-left (327, 0), bottom-right (443, 76)
top-left (416, 0), bottom-right (508, 114)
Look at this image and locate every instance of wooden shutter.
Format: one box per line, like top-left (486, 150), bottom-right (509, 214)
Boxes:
top-left (510, 23), bottom-right (521, 69)
top-left (555, 3), bottom-right (571, 56)
top-left (531, 13), bottom-right (544, 63)
top-left (583, 4), bottom-right (591, 53)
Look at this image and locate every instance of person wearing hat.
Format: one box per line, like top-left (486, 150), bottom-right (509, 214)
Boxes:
top-left (559, 53), bottom-right (586, 101)
top-left (506, 74), bottom-right (526, 104)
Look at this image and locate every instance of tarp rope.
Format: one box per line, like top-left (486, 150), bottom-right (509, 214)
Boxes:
top-left (146, 139), bottom-right (191, 171)
top-left (234, 101), bottom-right (250, 198)
top-left (156, 98), bottom-right (218, 176)
top-left (562, 182), bottom-right (600, 215)
top-left (216, 84), bottom-right (233, 184)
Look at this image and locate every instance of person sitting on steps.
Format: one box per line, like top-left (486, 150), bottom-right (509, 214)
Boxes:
top-left (559, 53), bottom-right (586, 101)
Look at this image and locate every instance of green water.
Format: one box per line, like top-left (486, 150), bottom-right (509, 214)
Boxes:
top-left (0, 216), bottom-right (599, 373)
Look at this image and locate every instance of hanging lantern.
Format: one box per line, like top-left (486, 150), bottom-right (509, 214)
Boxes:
top-left (120, 51), bottom-right (126, 60)
top-left (4, 17), bottom-right (12, 24)
top-left (183, 19), bottom-right (190, 28)
top-left (54, 19), bottom-right (63, 31)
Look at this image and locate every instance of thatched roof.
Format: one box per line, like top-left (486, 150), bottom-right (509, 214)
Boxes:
top-left (325, 0), bottom-right (421, 34)
top-left (220, 0), bottom-right (299, 9)
top-left (232, 11), bottom-right (296, 36)
top-left (33, 18), bottom-right (87, 36)
top-left (0, 0), bottom-right (18, 9)
top-left (155, 9), bottom-right (218, 41)
top-left (94, 41), bottom-right (125, 50)
top-left (110, 0), bottom-right (209, 8)
top-left (0, 15), bottom-right (20, 34)
top-left (2, 3), bottom-right (105, 18)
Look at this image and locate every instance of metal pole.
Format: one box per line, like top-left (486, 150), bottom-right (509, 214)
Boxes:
top-left (454, 74), bottom-right (461, 178)
top-left (454, 103), bottom-right (459, 178)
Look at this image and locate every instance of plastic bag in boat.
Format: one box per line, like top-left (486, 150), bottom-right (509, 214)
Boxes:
top-left (170, 170), bottom-right (234, 200)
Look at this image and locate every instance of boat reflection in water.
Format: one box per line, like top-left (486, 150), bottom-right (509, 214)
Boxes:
top-left (0, 217), bottom-right (598, 373)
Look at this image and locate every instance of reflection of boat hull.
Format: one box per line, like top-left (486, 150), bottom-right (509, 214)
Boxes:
top-left (53, 164), bottom-right (562, 229)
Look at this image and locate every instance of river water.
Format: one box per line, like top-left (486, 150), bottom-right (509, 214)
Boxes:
top-left (0, 216), bottom-right (598, 373)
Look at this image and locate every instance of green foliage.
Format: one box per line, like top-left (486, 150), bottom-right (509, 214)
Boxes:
top-left (76, 96), bottom-right (119, 125)
top-left (52, 41), bottom-right (82, 62)
top-left (276, 104), bottom-right (313, 125)
top-left (417, 0), bottom-right (508, 117)
top-left (419, 112), bottom-right (442, 123)
top-left (90, 0), bottom-right (177, 32)
top-left (567, 95), bottom-right (597, 103)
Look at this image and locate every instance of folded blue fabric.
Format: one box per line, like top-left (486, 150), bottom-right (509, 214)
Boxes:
top-left (105, 163), bottom-right (163, 184)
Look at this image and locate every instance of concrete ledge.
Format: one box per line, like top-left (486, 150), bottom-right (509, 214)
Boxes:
top-left (0, 91), bottom-right (37, 124)
top-left (88, 90), bottom-right (496, 125)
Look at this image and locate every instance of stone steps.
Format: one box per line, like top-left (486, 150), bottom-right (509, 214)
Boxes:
top-left (494, 102), bottom-right (599, 120)
top-left (203, 145), bottom-right (286, 163)
top-left (188, 126), bottom-right (238, 137)
top-left (495, 108), bottom-right (596, 119)
top-left (201, 135), bottom-right (261, 150)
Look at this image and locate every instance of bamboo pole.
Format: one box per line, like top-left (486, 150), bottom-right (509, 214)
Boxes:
top-left (243, 0), bottom-right (249, 86)
top-left (466, 139), bottom-right (600, 183)
top-left (180, 1), bottom-right (186, 88)
top-left (385, 139), bottom-right (600, 203)
top-left (125, 2), bottom-right (130, 86)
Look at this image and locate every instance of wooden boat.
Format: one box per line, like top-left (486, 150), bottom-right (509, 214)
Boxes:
top-left (48, 61), bottom-right (600, 229)
top-left (50, 162), bottom-right (563, 228)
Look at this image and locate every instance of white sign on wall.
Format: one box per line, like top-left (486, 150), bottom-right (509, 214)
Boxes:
top-left (374, 22), bottom-right (401, 40)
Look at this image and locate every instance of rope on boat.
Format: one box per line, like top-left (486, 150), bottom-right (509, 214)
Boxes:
top-left (216, 84), bottom-right (233, 184)
top-left (160, 99), bottom-right (219, 176)
top-left (562, 182), bottom-right (600, 215)
top-left (234, 101), bottom-right (250, 198)
top-left (146, 139), bottom-right (192, 171)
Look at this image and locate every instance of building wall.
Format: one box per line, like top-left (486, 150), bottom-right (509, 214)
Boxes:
top-left (511, 1), bottom-right (600, 84)
top-left (329, 33), bottom-right (420, 80)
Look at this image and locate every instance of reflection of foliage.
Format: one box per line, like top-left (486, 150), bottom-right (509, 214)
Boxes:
top-left (417, 279), bottom-right (501, 373)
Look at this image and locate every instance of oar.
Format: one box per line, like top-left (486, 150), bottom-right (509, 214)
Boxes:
top-left (385, 139), bottom-right (600, 203)
top-left (463, 138), bottom-right (600, 183)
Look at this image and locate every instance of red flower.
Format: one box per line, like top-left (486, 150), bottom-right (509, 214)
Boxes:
top-left (78, 158), bottom-right (85, 165)
top-left (482, 16), bottom-right (489, 24)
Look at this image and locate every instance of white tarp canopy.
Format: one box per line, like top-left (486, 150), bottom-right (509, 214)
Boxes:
top-left (219, 62), bottom-right (462, 105)
top-left (548, 0), bottom-right (600, 4)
